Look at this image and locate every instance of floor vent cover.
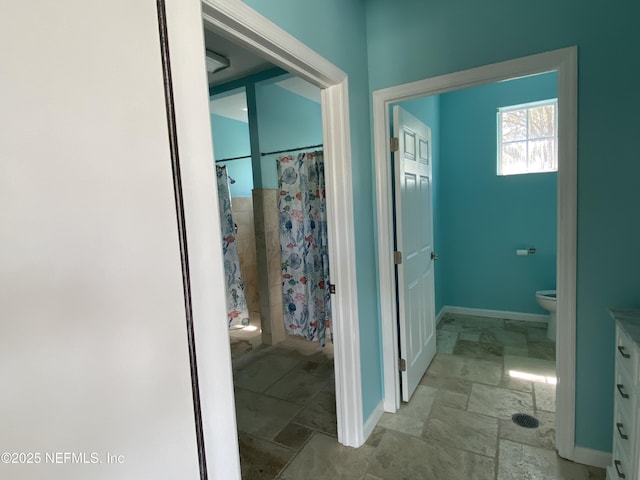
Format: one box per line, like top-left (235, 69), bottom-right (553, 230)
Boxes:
top-left (511, 413), bottom-right (539, 429)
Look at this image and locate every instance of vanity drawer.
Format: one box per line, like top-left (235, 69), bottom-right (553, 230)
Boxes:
top-left (617, 327), bottom-right (638, 380)
top-left (610, 312), bottom-right (640, 480)
top-left (609, 447), bottom-right (633, 480)
top-left (615, 365), bottom-right (635, 416)
top-left (613, 402), bottom-right (635, 467)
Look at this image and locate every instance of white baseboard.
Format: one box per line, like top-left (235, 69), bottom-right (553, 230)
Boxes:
top-left (571, 445), bottom-right (611, 469)
top-left (442, 305), bottom-right (548, 324)
top-left (436, 307), bottom-right (447, 325)
top-left (363, 400), bottom-right (384, 441)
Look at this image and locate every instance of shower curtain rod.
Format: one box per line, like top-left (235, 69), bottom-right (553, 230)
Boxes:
top-left (215, 144), bottom-right (323, 163)
top-left (215, 154), bottom-right (251, 164)
top-left (260, 144), bottom-right (323, 156)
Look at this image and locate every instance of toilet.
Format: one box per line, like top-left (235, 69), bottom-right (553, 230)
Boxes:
top-left (535, 290), bottom-right (556, 341)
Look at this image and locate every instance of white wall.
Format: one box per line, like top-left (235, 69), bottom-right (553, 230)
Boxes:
top-left (0, 1), bottom-right (229, 478)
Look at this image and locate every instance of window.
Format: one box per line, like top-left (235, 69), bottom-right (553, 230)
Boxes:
top-left (497, 99), bottom-right (557, 175)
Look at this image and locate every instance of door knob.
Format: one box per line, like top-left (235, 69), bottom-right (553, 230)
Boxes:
top-left (431, 252), bottom-right (438, 261)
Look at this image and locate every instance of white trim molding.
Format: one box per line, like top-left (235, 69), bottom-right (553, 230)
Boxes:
top-left (373, 47), bottom-right (578, 460)
top-left (554, 46), bottom-right (578, 461)
top-left (199, 0), bottom-right (364, 456)
top-left (572, 446), bottom-right (612, 469)
top-left (363, 400), bottom-right (385, 440)
top-left (442, 306), bottom-right (549, 324)
top-left (321, 80), bottom-right (365, 446)
top-left (200, 1), bottom-right (343, 88)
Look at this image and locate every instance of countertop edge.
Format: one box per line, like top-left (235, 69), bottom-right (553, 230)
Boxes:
top-left (610, 308), bottom-right (640, 347)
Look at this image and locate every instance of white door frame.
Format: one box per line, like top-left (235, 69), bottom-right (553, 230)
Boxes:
top-left (198, 0), bottom-right (363, 452)
top-left (373, 47), bottom-right (578, 460)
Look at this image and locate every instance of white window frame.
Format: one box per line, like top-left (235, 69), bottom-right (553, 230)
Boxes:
top-left (497, 98), bottom-right (558, 176)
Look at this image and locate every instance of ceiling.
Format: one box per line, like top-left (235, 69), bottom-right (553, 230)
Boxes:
top-left (204, 26), bottom-right (321, 123)
top-left (210, 91), bottom-right (248, 123)
top-left (275, 76), bottom-right (321, 104)
top-left (210, 76), bottom-right (321, 124)
top-left (203, 28), bottom-right (273, 86)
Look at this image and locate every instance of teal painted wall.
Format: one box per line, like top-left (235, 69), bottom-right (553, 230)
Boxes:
top-left (399, 74), bottom-right (557, 319)
top-left (210, 114), bottom-right (252, 197)
top-left (241, 0), bottom-right (383, 421)
top-left (210, 67), bottom-right (285, 193)
top-left (256, 82), bottom-right (323, 188)
top-left (365, 0), bottom-right (640, 452)
top-left (438, 72), bottom-right (557, 314)
top-left (210, 71), bottom-right (323, 195)
top-left (397, 96), bottom-right (444, 314)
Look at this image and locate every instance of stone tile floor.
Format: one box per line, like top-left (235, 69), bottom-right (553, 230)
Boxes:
top-left (233, 314), bottom-right (606, 479)
top-left (229, 312), bottom-right (263, 360)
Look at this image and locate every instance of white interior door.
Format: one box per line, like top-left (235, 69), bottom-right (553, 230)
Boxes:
top-left (393, 106), bottom-right (437, 402)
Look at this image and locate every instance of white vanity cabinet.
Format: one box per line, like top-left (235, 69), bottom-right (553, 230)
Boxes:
top-left (608, 309), bottom-right (640, 480)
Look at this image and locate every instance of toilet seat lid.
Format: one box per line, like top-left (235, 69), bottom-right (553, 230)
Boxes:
top-left (536, 289), bottom-right (556, 298)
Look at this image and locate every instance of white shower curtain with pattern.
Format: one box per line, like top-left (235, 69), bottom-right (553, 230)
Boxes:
top-left (277, 151), bottom-right (332, 346)
top-left (216, 165), bottom-right (250, 328)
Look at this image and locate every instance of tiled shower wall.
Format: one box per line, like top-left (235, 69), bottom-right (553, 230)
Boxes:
top-left (236, 189), bottom-right (285, 345)
top-left (230, 197), bottom-right (260, 318)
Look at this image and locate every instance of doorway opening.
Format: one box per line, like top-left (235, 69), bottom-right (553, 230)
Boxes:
top-left (207, 55), bottom-right (340, 477)
top-left (209, 68), bottom-right (334, 353)
top-left (374, 47), bottom-right (577, 461)
top-left (195, 3), bottom-right (365, 477)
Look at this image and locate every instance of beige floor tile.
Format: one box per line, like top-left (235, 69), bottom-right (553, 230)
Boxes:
top-left (587, 465), bottom-right (607, 479)
top-left (397, 385), bottom-right (438, 419)
top-left (423, 404), bottom-right (498, 457)
top-left (377, 385), bottom-right (437, 436)
top-left (273, 422), bottom-right (314, 449)
top-left (437, 329), bottom-right (459, 353)
top-left (504, 355), bottom-right (556, 382)
top-left (230, 338), bottom-right (254, 359)
top-left (292, 391), bottom-right (337, 436)
top-left (264, 368), bottom-right (328, 405)
top-left (270, 346), bottom-right (333, 363)
top-left (238, 432), bottom-right (296, 480)
top-left (534, 381), bottom-right (556, 412)
top-left (453, 339), bottom-right (504, 362)
top-left (368, 429), bottom-right (495, 480)
top-left (420, 372), bottom-right (473, 395)
top-left (500, 372), bottom-right (534, 393)
top-left (459, 331), bottom-right (482, 341)
top-left (499, 409), bottom-right (555, 450)
top-left (365, 426), bottom-right (386, 448)
top-left (480, 327), bottom-right (528, 348)
top-left (504, 319), bottom-right (532, 333)
top-left (270, 336), bottom-right (334, 359)
top-left (323, 377), bottom-right (336, 394)
top-left (434, 388), bottom-right (469, 410)
top-left (528, 341), bottom-right (556, 360)
top-left (497, 439), bottom-right (588, 479)
top-left (234, 353), bottom-right (300, 392)
top-left (504, 345), bottom-right (530, 356)
top-left (427, 353), bottom-right (503, 385)
top-left (468, 383), bottom-right (534, 419)
top-left (535, 409), bottom-right (555, 423)
top-left (230, 315), bottom-right (588, 480)
top-left (377, 412), bottom-right (424, 437)
top-left (441, 315), bottom-right (505, 330)
top-left (234, 388), bottom-right (302, 439)
top-left (279, 432), bottom-right (375, 480)
top-left (299, 360), bottom-right (335, 378)
top-left (527, 326), bottom-right (555, 343)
